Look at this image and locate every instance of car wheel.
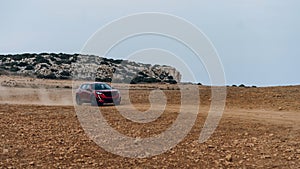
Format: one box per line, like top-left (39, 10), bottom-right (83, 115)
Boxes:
top-left (76, 95), bottom-right (82, 105)
top-left (90, 96), bottom-right (98, 106)
top-left (115, 101), bottom-right (120, 105)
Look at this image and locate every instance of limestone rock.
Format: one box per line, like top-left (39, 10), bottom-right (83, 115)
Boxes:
top-left (0, 53), bottom-right (182, 84)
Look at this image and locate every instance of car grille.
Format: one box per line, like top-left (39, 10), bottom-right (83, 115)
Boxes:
top-left (102, 91), bottom-right (118, 97)
top-left (103, 98), bottom-right (114, 103)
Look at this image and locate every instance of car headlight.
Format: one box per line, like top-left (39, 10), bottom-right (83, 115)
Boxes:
top-left (96, 92), bottom-right (102, 95)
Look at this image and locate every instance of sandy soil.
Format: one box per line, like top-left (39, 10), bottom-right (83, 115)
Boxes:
top-left (0, 76), bottom-right (300, 168)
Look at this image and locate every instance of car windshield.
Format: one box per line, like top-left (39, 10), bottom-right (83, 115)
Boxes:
top-left (92, 83), bottom-right (112, 90)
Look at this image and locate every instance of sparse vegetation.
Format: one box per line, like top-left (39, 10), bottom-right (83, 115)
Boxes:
top-left (95, 77), bottom-right (112, 82)
top-left (9, 66), bottom-right (20, 72)
top-left (17, 62), bottom-right (28, 67)
top-left (239, 84), bottom-right (246, 88)
top-left (0, 53), bottom-right (181, 84)
top-left (60, 70), bottom-right (70, 77)
top-left (34, 55), bottom-right (51, 65)
top-left (25, 65), bottom-right (34, 70)
top-left (37, 73), bottom-right (56, 79)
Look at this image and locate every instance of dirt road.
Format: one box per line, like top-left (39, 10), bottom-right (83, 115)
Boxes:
top-left (0, 76), bottom-right (300, 168)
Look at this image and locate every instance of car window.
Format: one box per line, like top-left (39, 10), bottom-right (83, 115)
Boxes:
top-left (86, 84), bottom-right (91, 90)
top-left (92, 83), bottom-right (112, 90)
top-left (80, 84), bottom-right (89, 90)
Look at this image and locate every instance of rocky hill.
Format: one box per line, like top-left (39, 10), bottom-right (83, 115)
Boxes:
top-left (0, 53), bottom-right (181, 84)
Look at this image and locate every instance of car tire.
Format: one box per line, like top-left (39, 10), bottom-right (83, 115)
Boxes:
top-left (90, 96), bottom-right (98, 106)
top-left (115, 101), bottom-right (121, 105)
top-left (76, 95), bottom-right (82, 105)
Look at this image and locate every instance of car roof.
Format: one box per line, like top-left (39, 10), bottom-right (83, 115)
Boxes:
top-left (81, 82), bottom-right (107, 85)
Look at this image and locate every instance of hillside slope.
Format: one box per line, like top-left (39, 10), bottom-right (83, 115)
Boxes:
top-left (0, 53), bottom-right (181, 84)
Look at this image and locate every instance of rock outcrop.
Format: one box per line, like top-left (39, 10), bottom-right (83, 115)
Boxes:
top-left (0, 53), bottom-right (181, 84)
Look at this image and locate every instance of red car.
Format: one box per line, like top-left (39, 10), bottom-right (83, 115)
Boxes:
top-left (75, 82), bottom-right (121, 106)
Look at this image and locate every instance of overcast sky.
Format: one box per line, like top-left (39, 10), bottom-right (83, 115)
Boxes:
top-left (1, 0), bottom-right (299, 86)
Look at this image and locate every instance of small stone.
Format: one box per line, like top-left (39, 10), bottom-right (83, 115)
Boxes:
top-left (3, 149), bottom-right (8, 154)
top-left (225, 161), bottom-right (231, 166)
top-left (246, 143), bottom-right (254, 147)
top-left (274, 94), bottom-right (281, 98)
top-left (285, 148), bottom-right (294, 152)
top-left (251, 137), bottom-right (257, 141)
top-left (134, 137), bottom-right (142, 144)
top-left (278, 107), bottom-right (283, 111)
top-left (208, 145), bottom-right (215, 148)
top-left (225, 154), bottom-right (233, 162)
top-left (262, 155), bottom-right (271, 159)
top-left (233, 140), bottom-right (239, 145)
top-left (29, 161), bottom-right (35, 165)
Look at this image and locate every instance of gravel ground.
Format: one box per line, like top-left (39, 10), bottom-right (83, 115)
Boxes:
top-left (0, 76), bottom-right (300, 168)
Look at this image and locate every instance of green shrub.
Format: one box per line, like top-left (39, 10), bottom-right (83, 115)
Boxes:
top-left (239, 84), bottom-right (246, 88)
top-left (168, 75), bottom-right (174, 80)
top-left (1, 57), bottom-right (7, 62)
top-left (164, 79), bottom-right (177, 84)
top-left (34, 56), bottom-right (50, 65)
top-left (37, 73), bottom-right (56, 79)
top-left (10, 66), bottom-right (20, 72)
top-left (17, 62), bottom-right (28, 67)
top-left (25, 65), bottom-right (34, 70)
top-left (131, 76), bottom-right (161, 84)
top-left (60, 70), bottom-right (70, 77)
top-left (95, 77), bottom-right (112, 82)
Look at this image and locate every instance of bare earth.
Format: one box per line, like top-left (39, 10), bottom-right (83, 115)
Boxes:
top-left (0, 76), bottom-right (300, 168)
